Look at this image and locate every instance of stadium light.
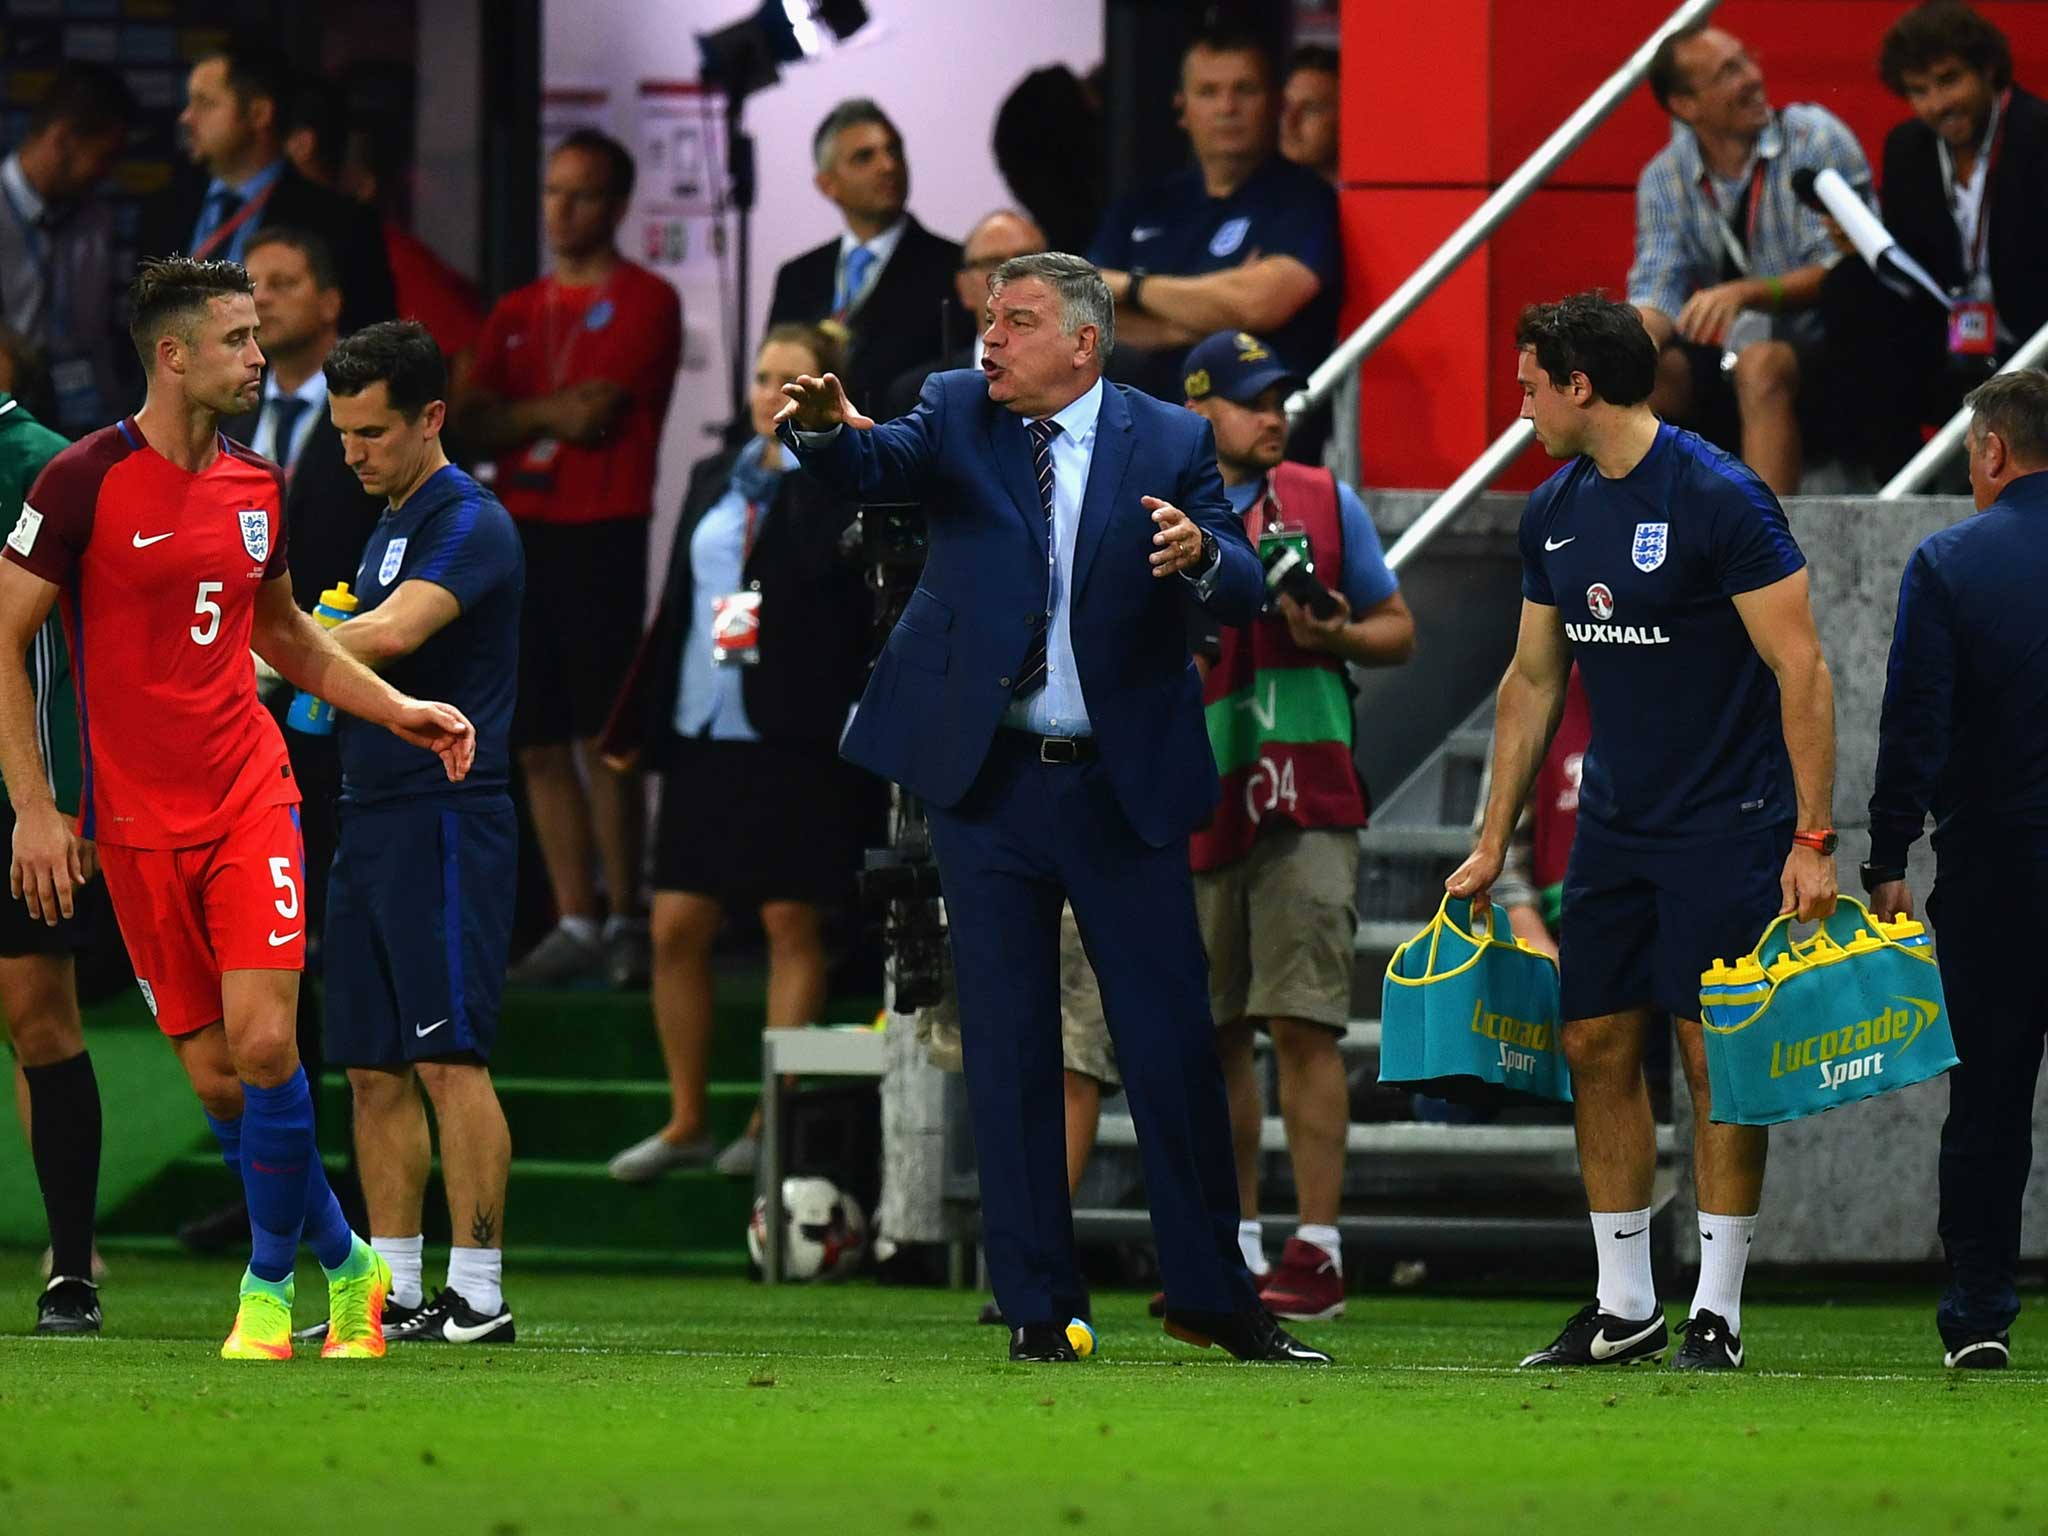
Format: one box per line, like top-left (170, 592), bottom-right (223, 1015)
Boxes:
top-left (697, 0), bottom-right (869, 100)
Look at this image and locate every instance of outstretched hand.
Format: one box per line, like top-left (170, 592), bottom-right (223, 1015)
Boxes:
top-left (775, 373), bottom-right (874, 434)
top-left (390, 698), bottom-right (476, 782)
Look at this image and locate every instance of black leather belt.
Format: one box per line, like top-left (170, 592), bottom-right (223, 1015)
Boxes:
top-left (1002, 730), bottom-right (1097, 764)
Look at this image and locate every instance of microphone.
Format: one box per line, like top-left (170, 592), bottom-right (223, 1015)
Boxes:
top-left (1793, 166), bottom-right (1952, 309)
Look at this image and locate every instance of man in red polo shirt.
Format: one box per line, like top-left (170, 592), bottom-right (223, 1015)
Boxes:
top-left (457, 129), bottom-right (682, 989)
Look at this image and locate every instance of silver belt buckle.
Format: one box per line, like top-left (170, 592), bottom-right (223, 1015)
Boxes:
top-left (1039, 736), bottom-right (1080, 764)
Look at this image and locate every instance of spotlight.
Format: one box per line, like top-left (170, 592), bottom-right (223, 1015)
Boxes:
top-left (697, 0), bottom-right (869, 100)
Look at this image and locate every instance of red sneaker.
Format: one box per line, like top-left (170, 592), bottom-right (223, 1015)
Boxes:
top-left (1258, 1237), bottom-right (1345, 1321)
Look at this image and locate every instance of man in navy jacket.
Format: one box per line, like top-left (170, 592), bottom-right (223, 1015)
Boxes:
top-left (1867, 368), bottom-right (2048, 1371)
top-left (779, 252), bottom-right (1327, 1363)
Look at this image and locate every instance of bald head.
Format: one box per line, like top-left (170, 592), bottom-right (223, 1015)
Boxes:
top-left (956, 209), bottom-right (1047, 323)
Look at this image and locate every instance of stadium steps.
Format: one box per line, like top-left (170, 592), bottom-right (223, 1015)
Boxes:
top-left (93, 973), bottom-right (878, 1273)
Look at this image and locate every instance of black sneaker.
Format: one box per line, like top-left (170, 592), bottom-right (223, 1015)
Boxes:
top-left (1944, 1334), bottom-right (2011, 1370)
top-left (388, 1287), bottom-right (516, 1344)
top-left (35, 1277), bottom-right (101, 1335)
top-left (1671, 1310), bottom-right (1744, 1371)
top-left (1518, 1302), bottom-right (1668, 1367)
top-left (292, 1293), bottom-right (426, 1344)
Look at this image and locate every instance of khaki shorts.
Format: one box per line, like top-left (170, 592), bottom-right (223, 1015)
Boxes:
top-left (1195, 825), bottom-right (1360, 1030)
top-left (912, 903), bottom-right (1121, 1090)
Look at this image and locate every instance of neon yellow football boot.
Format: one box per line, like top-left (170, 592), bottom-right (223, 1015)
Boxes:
top-left (320, 1236), bottom-right (392, 1359)
top-left (221, 1270), bottom-right (295, 1361)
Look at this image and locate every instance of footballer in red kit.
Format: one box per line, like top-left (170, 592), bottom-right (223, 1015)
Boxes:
top-left (0, 257), bottom-right (475, 1360)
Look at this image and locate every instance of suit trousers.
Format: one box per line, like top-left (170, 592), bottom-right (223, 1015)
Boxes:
top-left (925, 730), bottom-right (1257, 1325)
top-left (1927, 868), bottom-right (2048, 1346)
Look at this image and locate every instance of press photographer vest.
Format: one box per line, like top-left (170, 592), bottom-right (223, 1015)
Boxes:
top-left (1191, 462), bottom-right (1368, 873)
top-left (1528, 666), bottom-right (1592, 922)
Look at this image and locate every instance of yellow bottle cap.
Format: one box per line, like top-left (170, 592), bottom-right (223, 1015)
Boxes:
top-left (321, 581), bottom-right (359, 613)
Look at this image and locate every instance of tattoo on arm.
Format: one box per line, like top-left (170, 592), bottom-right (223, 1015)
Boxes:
top-left (469, 1205), bottom-right (499, 1247)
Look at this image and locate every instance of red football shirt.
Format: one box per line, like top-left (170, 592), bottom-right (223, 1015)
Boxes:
top-left (6, 419), bottom-right (297, 848)
top-left (469, 258), bottom-right (682, 526)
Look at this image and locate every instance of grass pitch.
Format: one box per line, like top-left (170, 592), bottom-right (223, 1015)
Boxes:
top-left (1, 1252), bottom-right (2042, 1535)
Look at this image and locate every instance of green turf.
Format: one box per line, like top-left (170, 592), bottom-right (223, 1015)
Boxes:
top-left (1, 1252), bottom-right (2042, 1534)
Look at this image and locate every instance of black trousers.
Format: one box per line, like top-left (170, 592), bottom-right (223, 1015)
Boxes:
top-left (1927, 870), bottom-right (2048, 1345)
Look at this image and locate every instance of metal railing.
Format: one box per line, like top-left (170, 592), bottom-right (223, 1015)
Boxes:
top-left (1384, 419), bottom-right (1535, 573)
top-left (1877, 318), bottom-right (2048, 498)
top-left (1286, 0), bottom-right (1723, 428)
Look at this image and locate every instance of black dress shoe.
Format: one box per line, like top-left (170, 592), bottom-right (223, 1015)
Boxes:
top-left (1009, 1322), bottom-right (1079, 1362)
top-left (1162, 1305), bottom-right (1331, 1364)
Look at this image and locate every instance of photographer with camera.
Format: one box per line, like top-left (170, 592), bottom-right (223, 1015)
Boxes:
top-left (1178, 329), bottom-right (1414, 1324)
top-left (601, 322), bottom-right (871, 1183)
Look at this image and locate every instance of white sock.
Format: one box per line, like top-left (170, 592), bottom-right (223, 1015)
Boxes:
top-left (560, 914), bottom-right (600, 947)
top-left (447, 1246), bottom-right (504, 1316)
top-left (1296, 1223), bottom-right (1343, 1275)
top-left (1690, 1211), bottom-right (1757, 1335)
top-left (372, 1234), bottom-right (424, 1309)
top-left (1590, 1208), bottom-right (1657, 1320)
top-left (1237, 1219), bottom-right (1269, 1277)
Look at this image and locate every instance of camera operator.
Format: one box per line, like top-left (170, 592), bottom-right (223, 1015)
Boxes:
top-left (1177, 329), bottom-right (1414, 1324)
top-left (601, 322), bottom-right (871, 1183)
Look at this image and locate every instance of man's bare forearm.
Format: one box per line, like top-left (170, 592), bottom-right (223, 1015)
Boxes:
top-left (0, 662), bottom-right (54, 812)
top-left (1477, 666), bottom-right (1569, 854)
top-left (257, 607), bottom-right (408, 727)
top-left (1779, 651), bottom-right (1836, 828)
top-left (453, 389), bottom-right (560, 454)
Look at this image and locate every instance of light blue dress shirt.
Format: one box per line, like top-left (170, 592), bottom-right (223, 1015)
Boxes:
top-left (1003, 378), bottom-right (1104, 737)
top-left (190, 158), bottom-right (286, 263)
top-left (673, 445), bottom-right (781, 743)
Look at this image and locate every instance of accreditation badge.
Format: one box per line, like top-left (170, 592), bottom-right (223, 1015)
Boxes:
top-left (509, 435), bottom-right (561, 493)
top-left (1948, 300), bottom-right (1997, 358)
top-left (709, 590), bottom-right (763, 667)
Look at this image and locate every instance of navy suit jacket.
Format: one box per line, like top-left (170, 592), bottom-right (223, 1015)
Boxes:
top-left (790, 369), bottom-right (1262, 848)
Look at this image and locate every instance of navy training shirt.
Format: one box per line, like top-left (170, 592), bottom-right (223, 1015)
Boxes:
top-left (1519, 424), bottom-right (1805, 845)
top-left (1087, 155), bottom-right (1342, 374)
top-left (338, 463), bottom-right (524, 807)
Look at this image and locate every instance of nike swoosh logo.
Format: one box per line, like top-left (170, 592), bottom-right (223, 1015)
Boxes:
top-left (1131, 226), bottom-right (1163, 241)
top-left (1725, 1341), bottom-right (1743, 1367)
top-left (267, 929), bottom-right (301, 947)
top-left (1588, 1318), bottom-right (1664, 1360)
top-left (132, 531), bottom-right (174, 548)
top-left (443, 1313), bottom-right (508, 1343)
top-left (1544, 535), bottom-right (1575, 551)
top-left (1614, 1227), bottom-right (1647, 1239)
top-left (414, 1018), bottom-right (449, 1037)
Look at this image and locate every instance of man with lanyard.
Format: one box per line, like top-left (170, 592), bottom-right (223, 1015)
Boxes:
top-left (1451, 292), bottom-right (1836, 1372)
top-left (0, 63), bottom-right (136, 438)
top-left (1829, 3), bottom-right (2048, 478)
top-left (1176, 330), bottom-right (1413, 1323)
top-left (1629, 23), bottom-right (1868, 494)
top-left (0, 379), bottom-right (109, 1334)
top-left (457, 129), bottom-right (682, 991)
top-left (147, 45), bottom-right (395, 334)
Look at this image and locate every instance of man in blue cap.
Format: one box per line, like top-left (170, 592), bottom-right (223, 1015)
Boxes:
top-left (1176, 329), bottom-right (1414, 1323)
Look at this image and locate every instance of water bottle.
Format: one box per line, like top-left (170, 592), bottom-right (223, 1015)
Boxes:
top-left (286, 582), bottom-right (359, 735)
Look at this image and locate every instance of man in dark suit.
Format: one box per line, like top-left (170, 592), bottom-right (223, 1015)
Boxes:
top-left (1866, 369), bottom-right (2048, 1371)
top-left (766, 99), bottom-right (960, 412)
top-left (778, 253), bottom-right (1329, 1365)
top-left (1825, 3), bottom-right (2048, 477)
top-left (881, 208), bottom-right (1045, 420)
top-left (142, 45), bottom-right (394, 333)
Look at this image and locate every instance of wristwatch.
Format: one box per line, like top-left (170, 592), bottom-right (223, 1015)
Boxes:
top-left (1791, 828), bottom-right (1839, 855)
top-left (1127, 268), bottom-right (1149, 314)
top-left (1198, 529), bottom-right (1218, 571)
top-left (1858, 860), bottom-right (1906, 894)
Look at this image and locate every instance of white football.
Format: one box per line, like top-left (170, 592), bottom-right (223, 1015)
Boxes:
top-left (747, 1176), bottom-right (868, 1281)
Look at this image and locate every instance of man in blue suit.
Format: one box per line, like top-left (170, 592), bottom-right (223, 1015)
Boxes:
top-left (1867, 368), bottom-right (2048, 1372)
top-left (779, 252), bottom-right (1329, 1363)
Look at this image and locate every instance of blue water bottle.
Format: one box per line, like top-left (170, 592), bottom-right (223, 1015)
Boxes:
top-left (287, 581), bottom-right (359, 734)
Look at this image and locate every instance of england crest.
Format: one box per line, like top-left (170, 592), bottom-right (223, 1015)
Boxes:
top-left (1208, 216), bottom-right (1250, 258)
top-left (239, 508), bottom-right (270, 564)
top-left (378, 537), bottom-right (408, 586)
top-left (1631, 522), bottom-right (1669, 573)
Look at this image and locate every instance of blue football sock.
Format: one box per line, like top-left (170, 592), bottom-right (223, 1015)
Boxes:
top-left (239, 1072), bottom-right (319, 1283)
top-left (303, 1158), bottom-right (356, 1274)
top-left (205, 1110), bottom-right (241, 1169)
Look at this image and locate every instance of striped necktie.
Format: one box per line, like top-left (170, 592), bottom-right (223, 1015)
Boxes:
top-left (1011, 417), bottom-right (1062, 698)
